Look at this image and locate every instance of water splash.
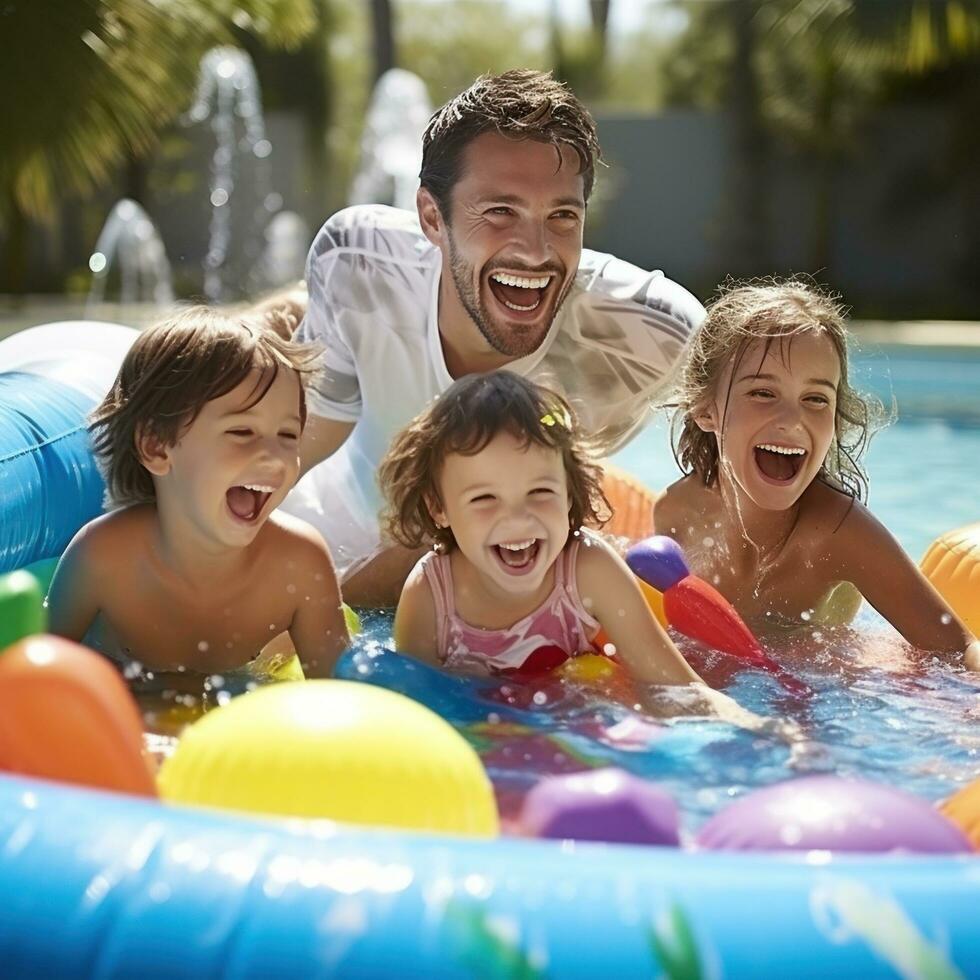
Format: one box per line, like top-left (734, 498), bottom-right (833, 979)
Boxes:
top-left (349, 68), bottom-right (432, 212)
top-left (185, 47), bottom-right (273, 301)
top-left (86, 199), bottom-right (174, 313)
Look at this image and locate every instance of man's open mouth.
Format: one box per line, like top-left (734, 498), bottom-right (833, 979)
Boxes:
top-left (492, 538), bottom-right (541, 574)
top-left (487, 271), bottom-right (554, 316)
top-left (226, 483), bottom-right (276, 524)
top-left (753, 444), bottom-right (807, 485)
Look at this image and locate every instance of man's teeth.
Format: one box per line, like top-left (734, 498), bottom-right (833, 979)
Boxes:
top-left (491, 272), bottom-right (551, 289)
top-left (243, 483), bottom-right (276, 492)
top-left (499, 539), bottom-right (536, 551)
top-left (755, 444), bottom-right (806, 456)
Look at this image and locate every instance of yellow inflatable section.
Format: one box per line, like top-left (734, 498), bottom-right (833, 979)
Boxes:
top-left (921, 523), bottom-right (980, 635)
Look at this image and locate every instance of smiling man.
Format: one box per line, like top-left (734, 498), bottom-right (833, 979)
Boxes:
top-left (285, 69), bottom-right (705, 605)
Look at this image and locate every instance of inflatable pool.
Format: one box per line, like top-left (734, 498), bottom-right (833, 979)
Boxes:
top-left (1, 322), bottom-right (978, 977)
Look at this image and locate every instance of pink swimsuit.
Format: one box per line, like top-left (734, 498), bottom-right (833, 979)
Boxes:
top-left (420, 535), bottom-right (602, 676)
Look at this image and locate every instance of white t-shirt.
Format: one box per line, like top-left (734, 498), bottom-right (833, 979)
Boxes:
top-left (284, 204), bottom-right (704, 578)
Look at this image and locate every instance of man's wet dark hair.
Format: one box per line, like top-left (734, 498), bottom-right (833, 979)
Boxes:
top-left (419, 69), bottom-right (602, 218)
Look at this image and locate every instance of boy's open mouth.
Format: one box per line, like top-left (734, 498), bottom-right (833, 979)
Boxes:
top-left (487, 271), bottom-right (553, 318)
top-left (226, 484), bottom-right (275, 523)
top-left (492, 538), bottom-right (541, 575)
top-left (753, 444), bottom-right (807, 484)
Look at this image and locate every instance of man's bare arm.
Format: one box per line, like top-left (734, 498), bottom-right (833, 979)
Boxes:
top-left (299, 414), bottom-right (356, 477)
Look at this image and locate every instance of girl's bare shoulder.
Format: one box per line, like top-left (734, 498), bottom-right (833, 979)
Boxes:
top-left (654, 475), bottom-right (716, 539)
top-left (799, 481), bottom-right (871, 535)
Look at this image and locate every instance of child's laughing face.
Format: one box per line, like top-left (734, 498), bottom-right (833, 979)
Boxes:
top-left (431, 430), bottom-right (572, 601)
top-left (698, 330), bottom-right (841, 512)
top-left (145, 367), bottom-right (303, 549)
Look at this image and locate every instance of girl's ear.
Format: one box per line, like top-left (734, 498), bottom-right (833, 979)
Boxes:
top-left (692, 401), bottom-right (718, 433)
top-left (136, 427), bottom-right (172, 477)
top-left (424, 492), bottom-right (447, 530)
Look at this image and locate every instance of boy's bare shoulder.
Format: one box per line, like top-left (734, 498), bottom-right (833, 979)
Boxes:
top-left (69, 504), bottom-right (155, 559)
top-left (261, 511), bottom-right (338, 576)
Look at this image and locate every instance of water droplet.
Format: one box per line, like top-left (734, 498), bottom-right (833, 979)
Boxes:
top-left (941, 613), bottom-right (952, 625)
top-left (88, 252), bottom-right (107, 273)
top-left (286, 583), bottom-right (296, 594)
top-left (210, 188), bottom-right (229, 207)
top-left (269, 624), bottom-right (276, 631)
top-left (800, 610), bottom-right (812, 622)
top-left (702, 536), bottom-right (715, 548)
top-left (253, 139), bottom-right (272, 159)
top-left (197, 640), bottom-right (209, 652)
top-left (216, 691), bottom-right (232, 706)
top-left (532, 691), bottom-right (548, 705)
top-left (602, 643), bottom-right (616, 656)
top-left (209, 674), bottom-right (225, 689)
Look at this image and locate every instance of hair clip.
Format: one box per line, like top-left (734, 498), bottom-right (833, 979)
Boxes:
top-left (541, 408), bottom-right (571, 429)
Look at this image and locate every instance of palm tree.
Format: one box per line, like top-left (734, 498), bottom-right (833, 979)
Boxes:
top-left (0, 0), bottom-right (317, 291)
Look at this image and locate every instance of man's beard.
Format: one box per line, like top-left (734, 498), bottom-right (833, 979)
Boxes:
top-left (446, 230), bottom-right (571, 359)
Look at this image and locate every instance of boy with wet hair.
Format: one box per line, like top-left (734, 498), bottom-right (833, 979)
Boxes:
top-left (48, 306), bottom-right (349, 685)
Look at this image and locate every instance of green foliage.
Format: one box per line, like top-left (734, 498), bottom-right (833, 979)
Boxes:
top-left (0, 0), bottom-right (317, 223)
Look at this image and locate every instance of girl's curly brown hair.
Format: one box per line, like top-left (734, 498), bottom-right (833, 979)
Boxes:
top-left (672, 278), bottom-right (887, 501)
top-left (379, 370), bottom-right (610, 552)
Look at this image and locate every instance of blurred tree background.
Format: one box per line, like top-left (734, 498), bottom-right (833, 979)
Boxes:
top-left (1, 0), bottom-right (978, 316)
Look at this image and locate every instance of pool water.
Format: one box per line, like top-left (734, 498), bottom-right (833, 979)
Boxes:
top-left (345, 343), bottom-right (980, 835)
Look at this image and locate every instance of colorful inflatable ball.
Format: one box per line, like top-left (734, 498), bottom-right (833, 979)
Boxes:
top-left (626, 536), bottom-right (808, 696)
top-left (921, 522), bottom-right (980, 636)
top-left (940, 777), bottom-right (980, 851)
top-left (158, 679), bottom-right (499, 836)
top-left (696, 776), bottom-right (972, 854)
top-left (518, 767), bottom-right (680, 846)
top-left (0, 635), bottom-right (156, 797)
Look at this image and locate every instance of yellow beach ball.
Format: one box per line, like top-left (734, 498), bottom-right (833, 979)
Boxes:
top-left (920, 523), bottom-right (980, 635)
top-left (158, 680), bottom-right (498, 836)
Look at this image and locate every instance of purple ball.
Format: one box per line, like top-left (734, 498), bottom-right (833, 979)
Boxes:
top-left (696, 776), bottom-right (972, 854)
top-left (625, 536), bottom-right (690, 593)
top-left (518, 768), bottom-right (680, 846)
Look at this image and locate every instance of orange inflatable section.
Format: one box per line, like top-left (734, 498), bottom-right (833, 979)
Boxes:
top-left (920, 523), bottom-right (980, 636)
top-left (941, 779), bottom-right (980, 851)
top-left (0, 635), bottom-right (156, 797)
top-left (601, 463), bottom-right (659, 541)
